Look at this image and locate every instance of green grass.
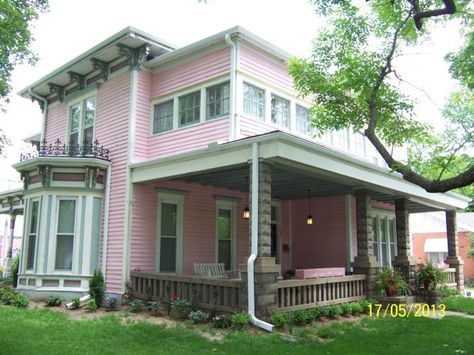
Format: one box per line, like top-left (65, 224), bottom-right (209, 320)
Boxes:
top-left (0, 306), bottom-right (473, 354)
top-left (444, 296), bottom-right (474, 315)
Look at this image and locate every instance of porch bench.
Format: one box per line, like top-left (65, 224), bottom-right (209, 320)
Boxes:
top-left (194, 263), bottom-right (227, 279)
top-left (295, 267), bottom-right (346, 279)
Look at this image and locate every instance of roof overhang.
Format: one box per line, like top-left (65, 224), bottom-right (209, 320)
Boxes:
top-left (130, 132), bottom-right (469, 212)
top-left (0, 188), bottom-right (24, 215)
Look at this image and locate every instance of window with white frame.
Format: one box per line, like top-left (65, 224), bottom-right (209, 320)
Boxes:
top-left (179, 91), bottom-right (201, 127)
top-left (207, 82), bottom-right (230, 120)
top-left (271, 94), bottom-right (290, 128)
top-left (372, 213), bottom-right (397, 267)
top-left (216, 201), bottom-right (235, 271)
top-left (55, 199), bottom-right (76, 270)
top-left (353, 131), bottom-right (366, 156)
top-left (26, 200), bottom-right (40, 271)
top-left (69, 96), bottom-right (96, 146)
top-left (243, 82), bottom-right (265, 120)
top-left (427, 252), bottom-right (447, 265)
top-left (296, 104), bottom-right (311, 135)
top-left (153, 100), bottom-right (173, 134)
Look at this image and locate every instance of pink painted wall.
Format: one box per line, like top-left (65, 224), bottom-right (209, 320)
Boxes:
top-left (151, 47), bottom-right (230, 98)
top-left (95, 71), bottom-right (131, 292)
top-left (45, 103), bottom-right (67, 142)
top-left (239, 116), bottom-right (276, 138)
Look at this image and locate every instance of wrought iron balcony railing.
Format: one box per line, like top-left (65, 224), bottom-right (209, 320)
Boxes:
top-left (20, 139), bottom-right (110, 162)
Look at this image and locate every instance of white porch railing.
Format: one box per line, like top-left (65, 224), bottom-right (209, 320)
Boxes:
top-left (443, 268), bottom-right (457, 288)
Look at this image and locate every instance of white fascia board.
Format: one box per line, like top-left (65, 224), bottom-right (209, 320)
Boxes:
top-left (13, 157), bottom-right (112, 171)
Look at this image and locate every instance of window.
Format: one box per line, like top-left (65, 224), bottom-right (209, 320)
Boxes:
top-left (243, 82), bottom-right (265, 120)
top-left (26, 200), bottom-right (40, 270)
top-left (353, 131), bottom-right (366, 156)
top-left (427, 252), bottom-right (447, 266)
top-left (153, 100), bottom-right (173, 133)
top-left (179, 91), bottom-right (200, 127)
top-left (372, 213), bottom-right (397, 267)
top-left (296, 105), bottom-right (311, 135)
top-left (216, 201), bottom-right (235, 271)
top-left (207, 82), bottom-right (230, 120)
top-left (271, 94), bottom-right (290, 128)
top-left (55, 199), bottom-right (76, 270)
top-left (69, 96), bottom-right (96, 146)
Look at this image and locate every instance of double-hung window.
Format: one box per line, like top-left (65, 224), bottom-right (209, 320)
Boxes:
top-left (296, 104), bottom-right (311, 135)
top-left (216, 201), bottom-right (235, 271)
top-left (55, 199), bottom-right (76, 270)
top-left (26, 200), bottom-right (40, 271)
top-left (271, 94), bottom-right (290, 128)
top-left (207, 82), bottom-right (230, 120)
top-left (69, 96), bottom-right (96, 146)
top-left (179, 91), bottom-right (200, 127)
top-left (372, 213), bottom-right (397, 267)
top-left (243, 82), bottom-right (265, 120)
top-left (153, 100), bottom-right (174, 133)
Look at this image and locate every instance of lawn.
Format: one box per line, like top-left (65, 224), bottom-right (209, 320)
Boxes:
top-left (444, 296), bottom-right (474, 315)
top-left (0, 306), bottom-right (473, 354)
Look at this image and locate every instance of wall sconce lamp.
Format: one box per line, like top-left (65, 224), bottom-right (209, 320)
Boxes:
top-left (306, 188), bottom-right (313, 225)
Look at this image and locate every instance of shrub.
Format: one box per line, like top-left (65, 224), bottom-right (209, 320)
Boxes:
top-left (437, 286), bottom-right (460, 299)
top-left (341, 303), bottom-right (353, 316)
top-left (106, 296), bottom-right (118, 311)
top-left (189, 310), bottom-right (209, 324)
top-left (13, 293), bottom-right (29, 308)
top-left (129, 299), bottom-right (142, 313)
top-left (89, 270), bottom-right (105, 307)
top-left (327, 305), bottom-right (342, 319)
top-left (212, 314), bottom-right (232, 329)
top-left (271, 312), bottom-right (290, 329)
top-left (46, 295), bottom-right (62, 307)
top-left (71, 297), bottom-right (81, 309)
top-left (293, 309), bottom-right (313, 325)
top-left (170, 298), bottom-right (191, 319)
top-left (146, 300), bottom-right (161, 316)
top-left (374, 267), bottom-right (410, 296)
top-left (87, 298), bottom-right (97, 312)
top-left (351, 302), bottom-right (364, 314)
top-left (0, 287), bottom-right (16, 305)
top-left (11, 254), bottom-right (20, 288)
top-left (231, 312), bottom-right (250, 330)
top-left (318, 306), bottom-right (329, 318)
top-left (359, 299), bottom-right (375, 314)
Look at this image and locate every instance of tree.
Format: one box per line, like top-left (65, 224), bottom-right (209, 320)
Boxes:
top-left (289, 0), bottom-right (473, 195)
top-left (0, 0), bottom-right (49, 153)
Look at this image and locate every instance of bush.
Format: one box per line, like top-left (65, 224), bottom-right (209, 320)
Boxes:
top-left (293, 309), bottom-right (313, 325)
top-left (129, 299), bottom-right (142, 313)
top-left (327, 305), bottom-right (342, 319)
top-left (351, 302), bottom-right (364, 314)
top-left (189, 310), bottom-right (209, 324)
top-left (231, 312), bottom-right (250, 330)
top-left (0, 287), bottom-right (16, 305)
top-left (146, 300), bottom-right (161, 316)
top-left (106, 296), bottom-right (118, 311)
top-left (11, 254), bottom-right (20, 288)
top-left (437, 286), bottom-right (460, 299)
top-left (46, 295), bottom-right (62, 307)
top-left (71, 297), bottom-right (81, 309)
top-left (87, 298), bottom-right (97, 312)
top-left (271, 312), bottom-right (290, 329)
top-left (341, 303), bottom-right (353, 316)
top-left (359, 299), bottom-right (375, 314)
top-left (12, 293), bottom-right (29, 308)
top-left (89, 270), bottom-right (105, 307)
top-left (212, 314), bottom-right (232, 329)
top-left (318, 306), bottom-right (329, 318)
top-left (170, 298), bottom-right (191, 319)
top-left (310, 307), bottom-right (323, 321)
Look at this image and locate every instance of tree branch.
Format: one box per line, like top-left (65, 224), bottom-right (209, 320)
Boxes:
top-left (410, 0), bottom-right (457, 30)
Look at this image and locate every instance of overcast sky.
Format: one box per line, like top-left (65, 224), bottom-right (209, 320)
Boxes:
top-left (0, 0), bottom-right (463, 192)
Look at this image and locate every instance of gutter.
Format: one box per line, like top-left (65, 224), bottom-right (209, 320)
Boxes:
top-left (28, 90), bottom-right (48, 142)
top-left (248, 142), bottom-right (274, 332)
top-left (224, 33), bottom-right (237, 141)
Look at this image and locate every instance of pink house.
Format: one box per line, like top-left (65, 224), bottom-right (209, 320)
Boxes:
top-left (2, 27), bottom-right (469, 324)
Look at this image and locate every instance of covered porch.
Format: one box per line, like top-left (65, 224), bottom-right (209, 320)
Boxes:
top-left (128, 132), bottom-right (469, 315)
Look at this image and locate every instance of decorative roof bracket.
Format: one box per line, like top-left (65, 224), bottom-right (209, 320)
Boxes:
top-left (117, 43), bottom-right (149, 70)
top-left (68, 71), bottom-right (86, 90)
top-left (30, 96), bottom-right (45, 112)
top-left (91, 58), bottom-right (109, 81)
top-left (48, 83), bottom-right (65, 102)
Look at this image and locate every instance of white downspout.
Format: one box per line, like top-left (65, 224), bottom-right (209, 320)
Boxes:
top-left (248, 142), bottom-right (274, 332)
top-left (101, 165), bottom-right (112, 279)
top-left (28, 90), bottom-right (48, 142)
top-left (224, 33), bottom-right (237, 141)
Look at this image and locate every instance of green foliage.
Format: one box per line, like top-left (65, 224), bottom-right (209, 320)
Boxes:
top-left (326, 305), bottom-right (343, 319)
top-left (71, 297), bottom-right (81, 309)
top-left (170, 298), bottom-right (191, 319)
top-left (374, 268), bottom-right (410, 296)
top-left (416, 261), bottom-right (448, 292)
top-left (106, 296), bottom-right (118, 311)
top-left (12, 293), bottom-right (29, 308)
top-left (271, 312), bottom-right (290, 329)
top-left (46, 295), bottom-right (62, 307)
top-left (212, 314), bottom-right (232, 329)
top-left (128, 299), bottom-right (142, 313)
top-left (340, 303), bottom-right (353, 316)
top-left (86, 298), bottom-right (97, 312)
top-left (437, 286), bottom-right (461, 299)
top-left (446, 31), bottom-right (474, 90)
top-left (469, 232), bottom-right (474, 256)
top-left (444, 296), bottom-right (474, 315)
top-left (146, 300), bottom-right (161, 316)
top-left (188, 310), bottom-right (209, 324)
top-left (293, 309), bottom-right (313, 325)
top-left (11, 254), bottom-right (20, 288)
top-left (231, 312), bottom-right (250, 330)
top-left (351, 302), bottom-right (364, 314)
top-left (89, 270), bottom-right (105, 307)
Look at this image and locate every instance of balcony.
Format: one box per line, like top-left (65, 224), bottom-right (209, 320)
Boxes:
top-left (20, 139), bottom-right (110, 162)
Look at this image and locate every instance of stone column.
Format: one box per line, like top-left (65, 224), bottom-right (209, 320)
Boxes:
top-left (445, 210), bottom-right (464, 292)
top-left (239, 161), bottom-right (279, 317)
top-left (393, 199), bottom-right (416, 287)
top-left (3, 214), bottom-right (16, 277)
top-left (352, 190), bottom-right (379, 296)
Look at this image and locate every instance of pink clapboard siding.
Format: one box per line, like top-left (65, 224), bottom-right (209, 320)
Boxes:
top-left (239, 43), bottom-right (293, 93)
top-left (130, 180), bottom-right (250, 275)
top-left (45, 103), bottom-right (68, 142)
top-left (151, 47), bottom-right (230, 98)
top-left (134, 70), bottom-right (152, 162)
top-left (147, 118), bottom-right (230, 158)
top-left (95, 71), bottom-right (131, 292)
top-left (239, 116), bottom-right (276, 138)
top-left (291, 195), bottom-right (347, 270)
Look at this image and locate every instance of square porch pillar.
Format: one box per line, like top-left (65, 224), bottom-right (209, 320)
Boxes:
top-left (393, 199), bottom-right (416, 287)
top-left (445, 210), bottom-right (464, 292)
top-left (353, 190), bottom-right (379, 296)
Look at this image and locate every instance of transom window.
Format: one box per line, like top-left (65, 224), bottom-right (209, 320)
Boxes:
top-left (69, 96), bottom-right (96, 146)
top-left (296, 104), bottom-right (311, 135)
top-left (153, 100), bottom-right (173, 134)
top-left (243, 82), bottom-right (265, 120)
top-left (271, 94), bottom-right (290, 128)
top-left (179, 91), bottom-right (201, 127)
top-left (26, 200), bottom-right (40, 271)
top-left (55, 199), bottom-right (76, 270)
top-left (207, 82), bottom-right (230, 120)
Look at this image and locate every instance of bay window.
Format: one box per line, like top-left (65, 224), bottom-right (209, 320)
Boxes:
top-left (26, 200), bottom-right (40, 271)
top-left (55, 199), bottom-right (76, 270)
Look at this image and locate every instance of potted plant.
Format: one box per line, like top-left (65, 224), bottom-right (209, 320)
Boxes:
top-left (415, 261), bottom-right (447, 304)
top-left (374, 268), bottom-right (410, 297)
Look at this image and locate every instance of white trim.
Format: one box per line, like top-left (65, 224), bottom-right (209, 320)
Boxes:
top-left (215, 199), bottom-right (237, 271)
top-left (271, 201), bottom-right (282, 273)
top-left (52, 196), bottom-right (78, 273)
top-left (24, 198), bottom-right (40, 272)
top-left (101, 165), bottom-right (112, 278)
top-left (344, 194), bottom-right (353, 272)
top-left (65, 91), bottom-right (97, 145)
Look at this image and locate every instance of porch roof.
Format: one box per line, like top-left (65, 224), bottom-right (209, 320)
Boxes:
top-left (130, 131), bottom-right (470, 213)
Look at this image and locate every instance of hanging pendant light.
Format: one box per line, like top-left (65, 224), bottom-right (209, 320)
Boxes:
top-left (306, 188), bottom-right (313, 225)
top-left (243, 176), bottom-right (250, 220)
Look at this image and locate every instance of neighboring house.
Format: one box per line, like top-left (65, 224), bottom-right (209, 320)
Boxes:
top-left (0, 215), bottom-right (23, 266)
top-left (1, 26), bottom-right (469, 317)
top-left (411, 212), bottom-right (474, 284)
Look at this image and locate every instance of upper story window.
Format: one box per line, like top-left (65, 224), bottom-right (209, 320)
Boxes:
top-left (179, 91), bottom-right (200, 127)
top-left (153, 100), bottom-right (174, 134)
top-left (69, 96), bottom-right (96, 146)
top-left (296, 104), bottom-right (311, 135)
top-left (207, 82), bottom-right (230, 120)
top-left (271, 94), bottom-right (290, 128)
top-left (243, 82), bottom-right (264, 120)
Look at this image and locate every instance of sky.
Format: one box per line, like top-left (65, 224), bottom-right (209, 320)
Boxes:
top-left (0, 0), bottom-right (464, 192)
